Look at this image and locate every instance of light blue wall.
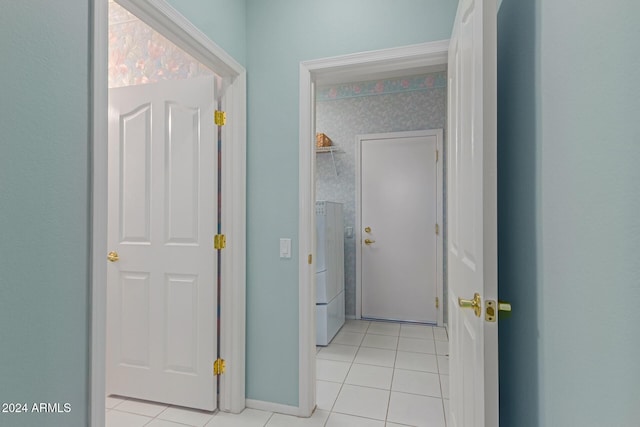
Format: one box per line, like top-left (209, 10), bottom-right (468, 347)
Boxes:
top-left (245, 0), bottom-right (458, 406)
top-left (165, 0), bottom-right (247, 66)
top-left (498, 0), bottom-right (640, 425)
top-left (0, 2), bottom-right (90, 426)
top-left (539, 1), bottom-right (640, 424)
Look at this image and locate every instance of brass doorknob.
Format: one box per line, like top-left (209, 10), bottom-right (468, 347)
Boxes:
top-left (458, 293), bottom-right (481, 317)
top-left (107, 251), bottom-right (120, 262)
top-left (364, 238), bottom-right (376, 245)
top-left (364, 226), bottom-right (372, 233)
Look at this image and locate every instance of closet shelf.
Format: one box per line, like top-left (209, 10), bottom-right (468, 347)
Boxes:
top-left (315, 146), bottom-right (343, 154)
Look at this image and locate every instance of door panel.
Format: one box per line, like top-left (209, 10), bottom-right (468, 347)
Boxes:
top-left (119, 272), bottom-right (150, 367)
top-left (360, 131), bottom-right (441, 323)
top-left (165, 102), bottom-right (200, 243)
top-left (164, 274), bottom-right (199, 373)
top-left (107, 77), bottom-right (217, 411)
top-left (447, 0), bottom-right (498, 425)
top-left (119, 104), bottom-right (152, 243)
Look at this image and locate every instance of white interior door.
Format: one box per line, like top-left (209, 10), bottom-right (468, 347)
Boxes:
top-left (447, 0), bottom-right (498, 425)
top-left (107, 77), bottom-right (217, 411)
top-left (359, 130), bottom-right (442, 323)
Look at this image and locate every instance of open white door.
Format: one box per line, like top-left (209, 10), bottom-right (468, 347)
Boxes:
top-left (107, 76), bottom-right (217, 411)
top-left (447, 0), bottom-right (498, 425)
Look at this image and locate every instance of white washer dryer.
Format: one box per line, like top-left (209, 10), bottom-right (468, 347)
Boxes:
top-left (316, 201), bottom-right (345, 346)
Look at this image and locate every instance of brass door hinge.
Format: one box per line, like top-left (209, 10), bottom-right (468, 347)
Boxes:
top-left (214, 234), bottom-right (226, 250)
top-left (213, 358), bottom-right (226, 375)
top-left (435, 297), bottom-right (440, 309)
top-left (435, 224), bottom-right (440, 236)
top-left (214, 110), bottom-right (226, 126)
top-left (308, 254), bottom-right (313, 265)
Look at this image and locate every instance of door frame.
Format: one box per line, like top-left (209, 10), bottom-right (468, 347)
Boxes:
top-left (355, 130), bottom-right (444, 326)
top-left (298, 40), bottom-right (449, 416)
top-left (91, 1), bottom-right (247, 425)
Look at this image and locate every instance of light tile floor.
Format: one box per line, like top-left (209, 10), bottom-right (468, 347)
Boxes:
top-left (106, 319), bottom-right (449, 427)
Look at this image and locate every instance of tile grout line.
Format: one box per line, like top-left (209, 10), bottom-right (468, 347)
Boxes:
top-left (384, 341), bottom-right (399, 425)
top-left (262, 411), bottom-right (275, 427)
top-left (435, 337), bottom-right (448, 427)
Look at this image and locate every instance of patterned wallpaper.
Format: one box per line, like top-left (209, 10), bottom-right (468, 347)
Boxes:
top-left (316, 72), bottom-right (448, 320)
top-left (108, 1), bottom-right (214, 88)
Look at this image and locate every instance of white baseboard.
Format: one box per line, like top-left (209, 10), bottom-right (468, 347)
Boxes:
top-left (245, 399), bottom-right (311, 417)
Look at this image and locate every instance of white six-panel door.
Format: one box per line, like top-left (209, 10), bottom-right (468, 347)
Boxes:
top-left (359, 130), bottom-right (442, 324)
top-left (447, 0), bottom-right (499, 425)
top-left (107, 77), bottom-right (217, 411)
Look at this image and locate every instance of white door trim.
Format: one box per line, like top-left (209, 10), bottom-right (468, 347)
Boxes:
top-left (298, 40), bottom-right (449, 417)
top-left (91, 1), bottom-right (246, 425)
top-left (355, 130), bottom-right (444, 326)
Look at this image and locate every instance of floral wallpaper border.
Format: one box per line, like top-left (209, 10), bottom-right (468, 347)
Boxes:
top-left (316, 72), bottom-right (447, 102)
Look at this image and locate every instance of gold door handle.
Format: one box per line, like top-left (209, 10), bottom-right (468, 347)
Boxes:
top-left (107, 251), bottom-right (120, 262)
top-left (458, 293), bottom-right (481, 317)
top-left (364, 238), bottom-right (376, 245)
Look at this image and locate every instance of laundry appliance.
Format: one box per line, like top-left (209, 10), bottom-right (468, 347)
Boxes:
top-left (316, 201), bottom-right (345, 346)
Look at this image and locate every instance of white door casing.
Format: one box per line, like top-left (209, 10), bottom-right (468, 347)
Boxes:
top-left (447, 0), bottom-right (498, 425)
top-left (107, 77), bottom-right (217, 411)
top-left (357, 130), bottom-right (443, 324)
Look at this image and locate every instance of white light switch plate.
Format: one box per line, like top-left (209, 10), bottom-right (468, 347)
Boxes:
top-left (280, 238), bottom-right (292, 259)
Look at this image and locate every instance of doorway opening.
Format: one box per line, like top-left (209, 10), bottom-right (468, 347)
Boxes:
top-left (91, 0), bottom-right (247, 425)
top-left (298, 40), bottom-right (450, 416)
